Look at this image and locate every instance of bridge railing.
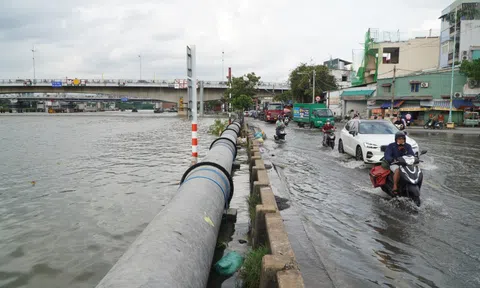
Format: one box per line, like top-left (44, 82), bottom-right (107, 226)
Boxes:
top-left (0, 79), bottom-right (290, 90)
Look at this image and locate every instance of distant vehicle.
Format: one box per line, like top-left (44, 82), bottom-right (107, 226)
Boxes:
top-left (265, 102), bottom-right (284, 123)
top-left (293, 103), bottom-right (334, 128)
top-left (132, 108), bottom-right (138, 112)
top-left (338, 119), bottom-right (420, 164)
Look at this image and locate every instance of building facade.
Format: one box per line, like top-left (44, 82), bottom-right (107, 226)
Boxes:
top-left (352, 29), bottom-right (440, 86)
top-left (371, 69), bottom-right (478, 125)
top-left (439, 0), bottom-right (480, 68)
top-left (324, 58), bottom-right (354, 89)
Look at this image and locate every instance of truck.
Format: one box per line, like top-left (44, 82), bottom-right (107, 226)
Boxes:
top-left (264, 102), bottom-right (285, 123)
top-left (293, 103), bottom-right (335, 128)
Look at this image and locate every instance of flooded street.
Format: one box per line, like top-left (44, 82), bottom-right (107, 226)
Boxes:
top-left (252, 119), bottom-right (480, 288)
top-left (0, 112), bottom-right (218, 288)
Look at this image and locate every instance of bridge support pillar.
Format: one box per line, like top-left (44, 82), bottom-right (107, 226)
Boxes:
top-left (199, 81), bottom-right (204, 117)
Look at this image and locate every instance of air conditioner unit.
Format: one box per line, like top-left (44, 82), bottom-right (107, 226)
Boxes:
top-left (420, 82), bottom-right (429, 88)
top-left (454, 92), bottom-right (462, 98)
top-left (462, 50), bottom-right (468, 56)
top-left (462, 55), bottom-right (469, 61)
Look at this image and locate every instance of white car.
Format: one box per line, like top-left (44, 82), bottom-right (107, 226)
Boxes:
top-left (338, 119), bottom-right (420, 164)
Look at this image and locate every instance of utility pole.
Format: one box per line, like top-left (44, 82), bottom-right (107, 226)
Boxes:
top-left (391, 65), bottom-right (396, 118)
top-left (312, 69), bottom-right (316, 103)
top-left (31, 46), bottom-right (36, 85)
top-left (448, 7), bottom-right (458, 125)
top-left (222, 51), bottom-right (224, 81)
top-left (138, 55), bottom-right (142, 80)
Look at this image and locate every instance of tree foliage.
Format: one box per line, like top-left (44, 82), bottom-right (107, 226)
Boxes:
top-left (460, 59), bottom-right (480, 81)
top-left (231, 94), bottom-right (254, 111)
top-left (273, 90), bottom-right (293, 103)
top-left (289, 63), bottom-right (337, 103)
top-left (224, 72), bottom-right (261, 111)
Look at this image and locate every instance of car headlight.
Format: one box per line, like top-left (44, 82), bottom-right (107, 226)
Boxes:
top-left (364, 142), bottom-right (379, 149)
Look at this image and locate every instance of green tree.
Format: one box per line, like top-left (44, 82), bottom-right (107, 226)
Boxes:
top-left (224, 72), bottom-right (261, 98)
top-left (224, 72), bottom-right (261, 111)
top-left (231, 94), bottom-right (253, 111)
top-left (289, 63), bottom-right (337, 103)
top-left (273, 90), bottom-right (293, 103)
top-left (460, 59), bottom-right (480, 81)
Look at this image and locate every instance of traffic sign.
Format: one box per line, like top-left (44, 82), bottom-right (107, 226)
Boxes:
top-left (121, 97), bottom-right (128, 102)
top-left (52, 81), bottom-right (62, 87)
top-left (315, 96), bottom-right (321, 102)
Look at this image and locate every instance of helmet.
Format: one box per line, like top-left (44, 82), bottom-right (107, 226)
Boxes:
top-left (394, 131), bottom-right (406, 142)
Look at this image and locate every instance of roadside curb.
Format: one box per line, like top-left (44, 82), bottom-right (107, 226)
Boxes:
top-left (246, 123), bottom-right (305, 288)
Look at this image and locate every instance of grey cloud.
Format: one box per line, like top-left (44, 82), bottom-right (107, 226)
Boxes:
top-left (0, 0), bottom-right (455, 81)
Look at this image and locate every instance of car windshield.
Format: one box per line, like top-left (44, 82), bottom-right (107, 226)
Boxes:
top-left (358, 121), bottom-right (399, 134)
top-left (313, 109), bottom-right (333, 117)
top-left (267, 104), bottom-right (283, 110)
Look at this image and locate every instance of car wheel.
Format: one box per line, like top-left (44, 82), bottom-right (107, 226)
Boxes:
top-left (356, 146), bottom-right (363, 161)
top-left (338, 140), bottom-right (345, 154)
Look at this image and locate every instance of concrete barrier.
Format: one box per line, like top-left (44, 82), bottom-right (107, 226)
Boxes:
top-left (246, 123), bottom-right (305, 288)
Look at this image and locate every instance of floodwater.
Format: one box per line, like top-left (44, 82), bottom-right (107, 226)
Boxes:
top-left (0, 112), bottom-right (218, 288)
top-left (252, 119), bottom-right (480, 288)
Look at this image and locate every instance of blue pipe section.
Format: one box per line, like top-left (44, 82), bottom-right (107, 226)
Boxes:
top-left (96, 119), bottom-right (242, 288)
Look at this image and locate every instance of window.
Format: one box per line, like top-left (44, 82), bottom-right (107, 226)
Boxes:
top-left (267, 104), bottom-right (283, 110)
top-left (383, 86), bottom-right (391, 93)
top-left (382, 47), bottom-right (400, 64)
top-left (358, 121), bottom-right (399, 134)
top-left (313, 109), bottom-right (334, 117)
top-left (410, 83), bottom-right (420, 92)
top-left (341, 75), bottom-right (348, 82)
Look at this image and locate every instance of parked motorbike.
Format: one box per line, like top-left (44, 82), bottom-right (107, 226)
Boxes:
top-left (322, 129), bottom-right (335, 149)
top-left (370, 148), bottom-right (427, 207)
top-left (274, 128), bottom-right (286, 141)
top-left (424, 119), bottom-right (444, 129)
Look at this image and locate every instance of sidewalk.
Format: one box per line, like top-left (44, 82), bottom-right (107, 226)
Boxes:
top-left (407, 126), bottom-right (480, 135)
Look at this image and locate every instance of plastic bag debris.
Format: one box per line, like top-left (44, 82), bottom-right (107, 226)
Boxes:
top-left (213, 251), bottom-right (244, 276)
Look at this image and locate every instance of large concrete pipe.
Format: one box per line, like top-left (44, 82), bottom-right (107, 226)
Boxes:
top-left (96, 120), bottom-right (242, 288)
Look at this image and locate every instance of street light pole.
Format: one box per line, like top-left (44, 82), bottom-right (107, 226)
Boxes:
top-left (312, 69), bottom-right (316, 103)
top-left (448, 7), bottom-right (458, 124)
top-left (31, 46), bottom-right (36, 85)
top-left (138, 55), bottom-right (142, 80)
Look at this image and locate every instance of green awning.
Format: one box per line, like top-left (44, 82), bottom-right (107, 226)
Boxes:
top-left (341, 90), bottom-right (375, 97)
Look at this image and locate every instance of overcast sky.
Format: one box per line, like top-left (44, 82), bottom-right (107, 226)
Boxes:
top-left (0, 0), bottom-right (452, 82)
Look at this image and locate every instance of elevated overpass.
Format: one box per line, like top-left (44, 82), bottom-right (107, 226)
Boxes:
top-left (0, 79), bottom-right (290, 103)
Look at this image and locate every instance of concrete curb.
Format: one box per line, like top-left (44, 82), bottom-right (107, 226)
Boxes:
top-left (246, 123), bottom-right (305, 288)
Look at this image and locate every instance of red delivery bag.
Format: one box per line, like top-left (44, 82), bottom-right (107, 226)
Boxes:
top-left (369, 165), bottom-right (390, 188)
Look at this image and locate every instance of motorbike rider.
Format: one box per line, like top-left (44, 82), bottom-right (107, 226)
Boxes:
top-left (383, 131), bottom-right (415, 195)
top-left (393, 116), bottom-right (406, 130)
top-left (276, 115), bottom-right (286, 136)
top-left (321, 121), bottom-right (335, 144)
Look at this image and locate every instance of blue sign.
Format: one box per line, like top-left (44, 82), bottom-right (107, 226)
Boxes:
top-left (293, 107), bottom-right (309, 119)
top-left (52, 81), bottom-right (62, 87)
top-left (121, 97), bottom-right (128, 102)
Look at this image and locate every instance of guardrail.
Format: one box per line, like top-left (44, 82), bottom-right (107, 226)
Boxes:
top-left (0, 79), bottom-right (290, 90)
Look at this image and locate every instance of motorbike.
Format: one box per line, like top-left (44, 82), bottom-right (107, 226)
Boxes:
top-left (395, 123), bottom-right (405, 131)
top-left (274, 127), bottom-right (287, 141)
top-left (322, 129), bottom-right (335, 149)
top-left (424, 119), bottom-right (444, 129)
top-left (369, 148), bottom-right (427, 207)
